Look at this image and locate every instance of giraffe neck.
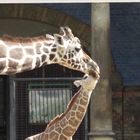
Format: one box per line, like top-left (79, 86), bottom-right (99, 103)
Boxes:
top-left (0, 33), bottom-right (100, 78)
top-left (0, 35), bottom-right (58, 75)
top-left (25, 76), bottom-right (98, 140)
top-left (45, 87), bottom-right (92, 139)
top-left (25, 87), bottom-right (92, 140)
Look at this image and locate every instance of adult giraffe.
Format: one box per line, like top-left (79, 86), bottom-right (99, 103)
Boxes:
top-left (0, 26), bottom-right (100, 140)
top-left (0, 26), bottom-right (99, 78)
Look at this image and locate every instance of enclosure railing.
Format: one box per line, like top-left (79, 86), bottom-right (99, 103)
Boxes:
top-left (9, 77), bottom-right (88, 140)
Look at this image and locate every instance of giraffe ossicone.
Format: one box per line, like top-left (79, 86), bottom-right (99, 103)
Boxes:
top-left (0, 26), bottom-right (99, 78)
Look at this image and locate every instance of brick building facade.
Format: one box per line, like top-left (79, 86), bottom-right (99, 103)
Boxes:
top-left (111, 4), bottom-right (140, 140)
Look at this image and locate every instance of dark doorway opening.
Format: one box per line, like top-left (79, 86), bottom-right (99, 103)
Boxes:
top-left (0, 76), bottom-right (8, 140)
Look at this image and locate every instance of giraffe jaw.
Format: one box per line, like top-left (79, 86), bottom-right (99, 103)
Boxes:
top-left (84, 60), bottom-right (100, 79)
top-left (59, 59), bottom-right (100, 80)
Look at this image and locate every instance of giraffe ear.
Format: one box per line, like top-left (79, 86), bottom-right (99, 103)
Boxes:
top-left (46, 34), bottom-right (54, 40)
top-left (54, 34), bottom-right (64, 46)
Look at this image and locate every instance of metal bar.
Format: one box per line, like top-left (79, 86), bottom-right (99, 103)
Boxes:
top-left (10, 76), bottom-right (87, 139)
top-left (27, 84), bottom-right (71, 90)
top-left (50, 90), bottom-right (53, 120)
top-left (12, 77), bottom-right (81, 81)
top-left (35, 90), bottom-right (37, 123)
top-left (9, 77), bottom-right (16, 140)
top-left (54, 89), bottom-right (57, 116)
top-left (85, 113), bottom-right (88, 140)
top-left (39, 89), bottom-right (41, 123)
top-left (31, 90), bottom-right (33, 123)
top-left (46, 90), bottom-right (49, 121)
top-left (43, 89), bottom-right (45, 122)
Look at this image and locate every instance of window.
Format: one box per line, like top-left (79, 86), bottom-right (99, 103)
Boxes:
top-left (28, 84), bottom-right (72, 124)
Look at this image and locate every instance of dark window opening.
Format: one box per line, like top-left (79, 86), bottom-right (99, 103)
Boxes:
top-left (28, 83), bottom-right (72, 124)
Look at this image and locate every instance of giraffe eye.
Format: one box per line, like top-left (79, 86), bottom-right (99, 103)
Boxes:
top-left (75, 47), bottom-right (81, 52)
top-left (83, 75), bottom-right (88, 79)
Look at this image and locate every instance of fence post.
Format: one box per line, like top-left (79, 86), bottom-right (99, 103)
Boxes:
top-left (9, 77), bottom-right (16, 140)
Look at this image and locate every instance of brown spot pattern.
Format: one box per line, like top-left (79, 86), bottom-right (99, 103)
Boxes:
top-left (35, 44), bottom-right (42, 54)
top-left (25, 48), bottom-right (34, 55)
top-left (7, 68), bottom-right (17, 75)
top-left (62, 126), bottom-right (75, 137)
top-left (49, 131), bottom-right (59, 139)
top-left (0, 60), bottom-right (6, 72)
top-left (70, 111), bottom-right (75, 116)
top-left (65, 112), bottom-right (71, 120)
top-left (60, 118), bottom-right (67, 128)
top-left (72, 104), bottom-right (77, 111)
top-left (67, 60), bottom-right (71, 64)
top-left (49, 54), bottom-right (55, 61)
top-left (69, 117), bottom-right (79, 127)
top-left (10, 48), bottom-right (23, 60)
top-left (22, 58), bottom-right (33, 71)
top-left (63, 55), bottom-right (67, 59)
top-left (43, 47), bottom-right (49, 53)
top-left (6, 59), bottom-right (19, 74)
top-left (59, 135), bottom-right (68, 140)
top-left (41, 55), bottom-right (47, 62)
top-left (9, 59), bottom-right (18, 69)
top-left (76, 111), bottom-right (83, 119)
top-left (80, 98), bottom-right (87, 106)
top-left (0, 45), bottom-right (6, 58)
top-left (55, 126), bottom-right (62, 133)
top-left (78, 106), bottom-right (85, 112)
top-left (52, 44), bottom-right (57, 48)
top-left (51, 48), bottom-right (57, 52)
top-left (35, 57), bottom-right (41, 68)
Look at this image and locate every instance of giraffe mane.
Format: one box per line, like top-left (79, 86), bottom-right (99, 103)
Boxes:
top-left (47, 88), bottom-right (81, 128)
top-left (0, 34), bottom-right (53, 43)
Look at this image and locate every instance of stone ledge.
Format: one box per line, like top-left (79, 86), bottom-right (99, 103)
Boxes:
top-left (88, 130), bottom-right (115, 137)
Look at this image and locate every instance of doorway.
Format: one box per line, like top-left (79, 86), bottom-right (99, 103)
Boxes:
top-left (0, 76), bottom-right (8, 140)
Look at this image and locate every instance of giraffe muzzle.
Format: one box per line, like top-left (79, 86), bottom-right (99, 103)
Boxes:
top-left (87, 61), bottom-right (100, 79)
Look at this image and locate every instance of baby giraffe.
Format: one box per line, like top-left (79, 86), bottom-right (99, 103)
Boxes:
top-left (26, 74), bottom-right (99, 140)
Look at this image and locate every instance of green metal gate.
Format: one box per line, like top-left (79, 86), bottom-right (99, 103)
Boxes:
top-left (10, 77), bottom-right (88, 140)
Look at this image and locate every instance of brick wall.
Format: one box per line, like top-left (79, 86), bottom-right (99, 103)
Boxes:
top-left (112, 89), bottom-right (140, 140)
top-left (111, 4), bottom-right (140, 139)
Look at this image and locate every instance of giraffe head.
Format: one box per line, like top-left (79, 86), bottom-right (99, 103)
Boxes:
top-left (52, 27), bottom-right (100, 78)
